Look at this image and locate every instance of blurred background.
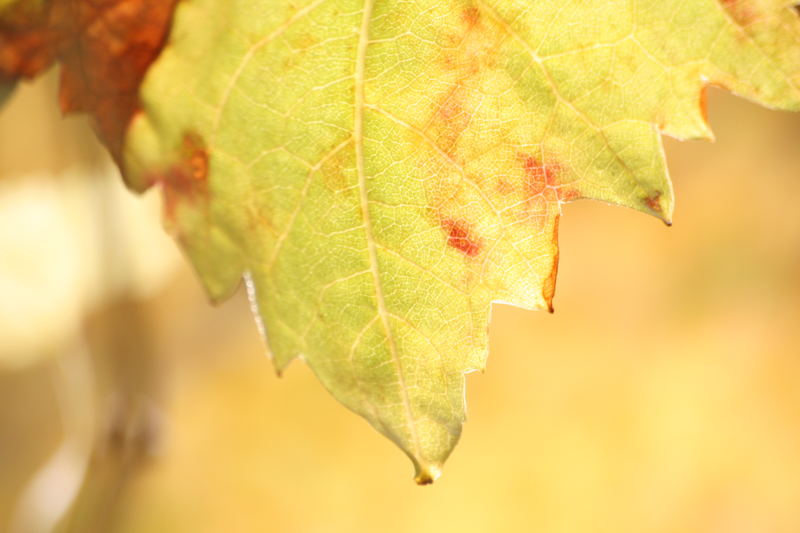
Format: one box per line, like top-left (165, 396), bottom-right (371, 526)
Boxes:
top-left (1, 69), bottom-right (799, 533)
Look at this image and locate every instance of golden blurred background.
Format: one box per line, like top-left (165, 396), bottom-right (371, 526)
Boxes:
top-left (1, 70), bottom-right (799, 533)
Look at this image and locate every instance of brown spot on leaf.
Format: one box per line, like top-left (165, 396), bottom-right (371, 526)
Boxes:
top-left (157, 133), bottom-right (210, 221)
top-left (441, 218), bottom-right (482, 257)
top-left (644, 192), bottom-right (662, 213)
top-left (643, 191), bottom-right (672, 225)
top-left (320, 141), bottom-right (352, 192)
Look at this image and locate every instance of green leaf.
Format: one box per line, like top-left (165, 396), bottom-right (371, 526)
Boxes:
top-left (123, 0), bottom-right (800, 482)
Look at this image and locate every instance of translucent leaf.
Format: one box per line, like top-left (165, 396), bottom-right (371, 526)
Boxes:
top-left (6, 0), bottom-right (799, 483)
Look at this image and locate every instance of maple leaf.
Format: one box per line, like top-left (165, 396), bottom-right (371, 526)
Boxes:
top-left (4, 0), bottom-right (800, 483)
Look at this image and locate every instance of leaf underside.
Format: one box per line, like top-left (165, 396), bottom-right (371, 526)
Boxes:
top-left (4, 0), bottom-right (800, 483)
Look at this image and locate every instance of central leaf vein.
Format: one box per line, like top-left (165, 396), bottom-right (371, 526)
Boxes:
top-left (353, 0), bottom-right (422, 461)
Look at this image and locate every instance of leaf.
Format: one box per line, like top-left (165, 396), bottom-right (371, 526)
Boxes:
top-left (0, 0), bottom-right (47, 105)
top-left (0, 0), bottom-right (177, 160)
top-left (4, 0), bottom-right (800, 483)
top-left (0, 0), bottom-right (54, 86)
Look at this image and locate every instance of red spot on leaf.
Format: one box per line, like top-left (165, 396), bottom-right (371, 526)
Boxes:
top-left (520, 154), bottom-right (578, 202)
top-left (699, 85), bottom-right (709, 126)
top-left (429, 2), bottom-right (498, 156)
top-left (461, 6), bottom-right (481, 28)
top-left (719, 0), bottom-right (758, 26)
top-left (437, 91), bottom-right (463, 121)
top-left (522, 156), bottom-right (552, 197)
top-left (559, 186), bottom-right (579, 202)
top-left (431, 86), bottom-right (471, 157)
top-left (441, 219), bottom-right (482, 257)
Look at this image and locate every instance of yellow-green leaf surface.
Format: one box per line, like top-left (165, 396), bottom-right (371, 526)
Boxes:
top-left (124, 0), bottom-right (800, 483)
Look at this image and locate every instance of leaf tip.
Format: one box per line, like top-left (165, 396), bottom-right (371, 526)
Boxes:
top-left (414, 464), bottom-right (442, 486)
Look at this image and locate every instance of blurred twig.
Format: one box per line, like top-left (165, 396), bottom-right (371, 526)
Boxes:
top-left (56, 158), bottom-right (166, 533)
top-left (8, 341), bottom-right (95, 533)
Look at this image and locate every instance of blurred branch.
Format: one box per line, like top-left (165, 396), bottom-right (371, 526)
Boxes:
top-left (55, 149), bottom-right (167, 532)
top-left (8, 341), bottom-right (95, 533)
